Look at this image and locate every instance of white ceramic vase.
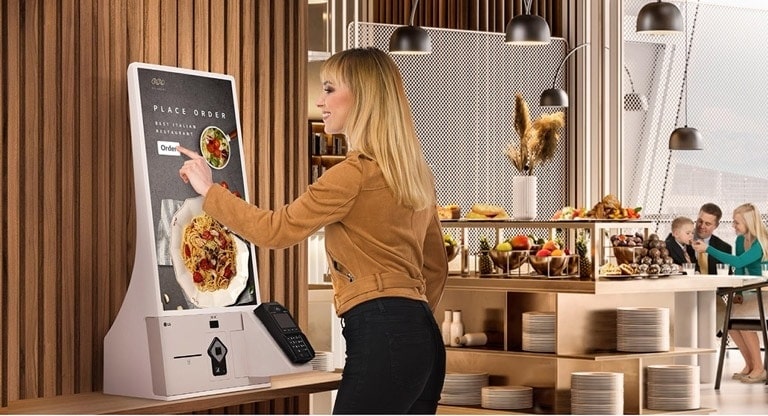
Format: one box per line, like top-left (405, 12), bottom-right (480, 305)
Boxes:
top-left (513, 176), bottom-right (537, 220)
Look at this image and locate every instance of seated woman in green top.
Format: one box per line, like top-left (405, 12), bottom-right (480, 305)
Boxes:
top-left (693, 202), bottom-right (768, 383)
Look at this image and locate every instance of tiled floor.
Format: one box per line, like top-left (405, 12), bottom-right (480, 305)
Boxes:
top-left (700, 349), bottom-right (768, 414)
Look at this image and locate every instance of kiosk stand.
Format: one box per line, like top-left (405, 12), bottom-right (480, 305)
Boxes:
top-left (104, 63), bottom-right (310, 400)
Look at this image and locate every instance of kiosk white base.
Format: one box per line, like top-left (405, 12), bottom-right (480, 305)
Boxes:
top-left (105, 308), bottom-right (311, 400)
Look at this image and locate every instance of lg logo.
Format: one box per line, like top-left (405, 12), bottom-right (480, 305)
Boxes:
top-left (151, 77), bottom-right (166, 86)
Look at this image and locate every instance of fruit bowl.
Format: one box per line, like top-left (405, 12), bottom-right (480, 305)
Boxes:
top-left (613, 246), bottom-right (644, 265)
top-left (445, 244), bottom-right (459, 262)
top-left (490, 249), bottom-right (529, 272)
top-left (529, 255), bottom-right (568, 276)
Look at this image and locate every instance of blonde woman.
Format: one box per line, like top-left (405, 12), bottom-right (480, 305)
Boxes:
top-left (178, 48), bottom-right (448, 413)
top-left (693, 203), bottom-right (768, 383)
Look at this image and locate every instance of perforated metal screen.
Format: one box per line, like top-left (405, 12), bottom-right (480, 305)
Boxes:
top-left (623, 1), bottom-right (768, 240)
top-left (350, 23), bottom-right (568, 250)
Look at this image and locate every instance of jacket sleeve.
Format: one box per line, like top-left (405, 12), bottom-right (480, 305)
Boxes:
top-left (706, 239), bottom-right (762, 270)
top-left (203, 160), bottom-right (361, 249)
top-left (422, 208), bottom-right (448, 311)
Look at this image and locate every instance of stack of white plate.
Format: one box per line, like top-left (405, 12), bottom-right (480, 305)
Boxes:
top-left (481, 385), bottom-right (533, 410)
top-left (309, 351), bottom-right (334, 372)
top-left (616, 307), bottom-right (670, 352)
top-left (439, 372), bottom-right (489, 406)
top-left (522, 311), bottom-right (556, 353)
top-left (646, 365), bottom-right (700, 411)
top-left (571, 372), bottom-right (624, 415)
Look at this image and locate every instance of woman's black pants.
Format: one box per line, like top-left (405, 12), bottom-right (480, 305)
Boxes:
top-left (333, 297), bottom-right (446, 414)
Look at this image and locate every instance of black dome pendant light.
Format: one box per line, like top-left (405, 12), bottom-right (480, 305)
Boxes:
top-left (505, 0), bottom-right (551, 45)
top-left (669, 0), bottom-right (702, 150)
top-left (636, 0), bottom-right (684, 35)
top-left (389, 0), bottom-right (432, 55)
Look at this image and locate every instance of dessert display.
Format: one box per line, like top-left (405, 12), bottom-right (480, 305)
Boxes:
top-left (606, 233), bottom-right (680, 277)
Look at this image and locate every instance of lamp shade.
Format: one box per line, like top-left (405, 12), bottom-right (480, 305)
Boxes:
top-left (624, 92), bottom-right (649, 111)
top-left (540, 88), bottom-right (568, 107)
top-left (636, 1), bottom-right (683, 35)
top-left (669, 126), bottom-right (703, 150)
top-left (505, 14), bottom-right (551, 45)
top-left (389, 25), bottom-right (432, 55)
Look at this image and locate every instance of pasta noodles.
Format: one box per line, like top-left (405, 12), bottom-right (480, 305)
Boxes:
top-left (181, 213), bottom-right (237, 292)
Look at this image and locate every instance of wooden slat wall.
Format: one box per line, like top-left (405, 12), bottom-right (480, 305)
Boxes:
top-left (0, 0), bottom-right (309, 412)
top-left (370, 0), bottom-right (565, 37)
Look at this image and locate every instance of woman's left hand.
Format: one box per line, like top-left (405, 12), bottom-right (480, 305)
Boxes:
top-left (178, 145), bottom-right (214, 196)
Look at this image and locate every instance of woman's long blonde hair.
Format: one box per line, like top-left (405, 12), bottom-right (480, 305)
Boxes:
top-left (320, 48), bottom-right (434, 211)
top-left (733, 203), bottom-right (768, 261)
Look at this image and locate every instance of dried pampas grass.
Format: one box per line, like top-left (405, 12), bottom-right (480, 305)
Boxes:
top-left (504, 93), bottom-right (565, 176)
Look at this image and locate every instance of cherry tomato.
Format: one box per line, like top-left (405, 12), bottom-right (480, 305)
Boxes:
top-left (201, 231), bottom-right (212, 240)
top-left (184, 244), bottom-right (191, 257)
top-left (220, 181), bottom-right (229, 190)
top-left (193, 272), bottom-right (204, 283)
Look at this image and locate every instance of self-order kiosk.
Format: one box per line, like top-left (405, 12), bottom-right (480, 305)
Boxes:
top-left (104, 63), bottom-right (311, 400)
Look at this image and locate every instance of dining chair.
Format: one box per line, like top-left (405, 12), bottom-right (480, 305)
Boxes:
top-left (714, 279), bottom-right (768, 389)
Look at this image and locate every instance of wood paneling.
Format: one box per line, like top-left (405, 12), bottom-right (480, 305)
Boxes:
top-left (0, 0), bottom-right (308, 412)
top-left (370, 0), bottom-right (565, 36)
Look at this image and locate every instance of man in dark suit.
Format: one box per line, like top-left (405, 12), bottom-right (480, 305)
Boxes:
top-left (694, 203), bottom-right (732, 275)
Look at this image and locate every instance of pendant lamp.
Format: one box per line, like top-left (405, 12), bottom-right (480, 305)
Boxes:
top-left (539, 43), bottom-right (589, 108)
top-left (669, 0), bottom-right (702, 150)
top-left (636, 0), bottom-right (683, 35)
top-left (389, 0), bottom-right (431, 55)
top-left (505, 0), bottom-right (551, 45)
top-left (624, 65), bottom-right (648, 112)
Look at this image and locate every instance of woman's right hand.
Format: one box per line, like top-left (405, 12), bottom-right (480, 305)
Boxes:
top-left (178, 145), bottom-right (214, 197)
top-left (692, 239), bottom-right (709, 253)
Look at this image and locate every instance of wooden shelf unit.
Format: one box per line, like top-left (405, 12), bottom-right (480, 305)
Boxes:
top-left (309, 121), bottom-right (347, 183)
top-left (436, 219), bottom-right (744, 415)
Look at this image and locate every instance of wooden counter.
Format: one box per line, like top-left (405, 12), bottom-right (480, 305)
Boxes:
top-left (444, 274), bottom-right (766, 294)
top-left (0, 371), bottom-right (341, 415)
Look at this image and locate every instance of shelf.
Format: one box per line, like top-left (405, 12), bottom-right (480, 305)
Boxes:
top-left (444, 275), bottom-right (764, 295)
top-left (437, 404), bottom-right (716, 415)
top-left (445, 276), bottom-right (595, 294)
top-left (440, 219), bottom-right (654, 229)
top-left (642, 408), bottom-right (716, 415)
top-left (438, 404), bottom-right (530, 414)
top-left (446, 346), bottom-right (715, 362)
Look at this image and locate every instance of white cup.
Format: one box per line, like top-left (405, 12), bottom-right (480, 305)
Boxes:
top-left (716, 263), bottom-right (730, 275)
top-left (682, 262), bottom-right (696, 275)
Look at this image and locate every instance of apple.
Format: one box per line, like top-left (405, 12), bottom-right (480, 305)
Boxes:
top-left (495, 241), bottom-right (512, 252)
top-left (542, 240), bottom-right (559, 251)
top-left (510, 234), bottom-right (531, 250)
top-left (536, 249), bottom-right (552, 257)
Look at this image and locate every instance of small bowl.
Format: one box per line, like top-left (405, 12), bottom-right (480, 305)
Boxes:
top-left (613, 246), bottom-right (643, 265)
top-left (529, 255), bottom-right (568, 276)
top-left (445, 244), bottom-right (459, 262)
top-left (490, 249), bottom-right (529, 272)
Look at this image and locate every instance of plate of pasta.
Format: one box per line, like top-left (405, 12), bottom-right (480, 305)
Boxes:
top-left (170, 197), bottom-right (249, 308)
